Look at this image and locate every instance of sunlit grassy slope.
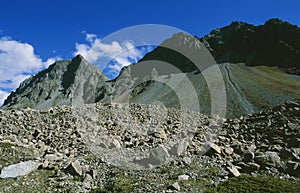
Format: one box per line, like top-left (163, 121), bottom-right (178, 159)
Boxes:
top-left (130, 63), bottom-right (300, 118)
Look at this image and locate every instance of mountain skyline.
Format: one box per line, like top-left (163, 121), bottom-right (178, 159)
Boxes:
top-left (2, 20), bottom-right (300, 118)
top-left (1, 0), bottom-right (300, 104)
top-left (1, 17), bottom-right (300, 106)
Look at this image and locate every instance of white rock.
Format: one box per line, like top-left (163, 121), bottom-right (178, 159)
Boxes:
top-left (209, 143), bottom-right (222, 154)
top-left (183, 157), bottom-right (192, 165)
top-left (0, 161), bottom-right (41, 178)
top-left (178, 174), bottom-right (189, 181)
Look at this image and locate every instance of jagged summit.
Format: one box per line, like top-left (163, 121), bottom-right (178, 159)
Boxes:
top-left (265, 18), bottom-right (289, 25)
top-left (138, 32), bottom-right (212, 74)
top-left (1, 55), bottom-right (109, 110)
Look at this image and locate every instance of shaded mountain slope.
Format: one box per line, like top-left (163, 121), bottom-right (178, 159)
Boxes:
top-left (140, 18), bottom-right (300, 75)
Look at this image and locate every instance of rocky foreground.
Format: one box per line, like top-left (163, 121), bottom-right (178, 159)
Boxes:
top-left (0, 100), bottom-right (299, 192)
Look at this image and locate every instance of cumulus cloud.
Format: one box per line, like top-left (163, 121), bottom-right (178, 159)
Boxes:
top-left (0, 36), bottom-right (60, 106)
top-left (74, 33), bottom-right (153, 79)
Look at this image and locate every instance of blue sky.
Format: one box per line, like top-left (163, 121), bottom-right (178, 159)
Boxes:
top-left (0, 0), bottom-right (300, 104)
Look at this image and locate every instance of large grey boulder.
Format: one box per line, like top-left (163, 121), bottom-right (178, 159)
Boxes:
top-left (0, 161), bottom-right (41, 178)
top-left (149, 145), bottom-right (170, 165)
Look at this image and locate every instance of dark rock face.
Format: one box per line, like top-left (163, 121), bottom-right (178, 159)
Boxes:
top-left (1, 55), bottom-right (109, 110)
top-left (199, 18), bottom-right (300, 75)
top-left (117, 19), bottom-right (300, 118)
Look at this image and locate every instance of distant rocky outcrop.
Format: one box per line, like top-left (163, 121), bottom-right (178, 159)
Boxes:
top-left (1, 55), bottom-right (110, 110)
top-left (138, 32), bottom-right (215, 74)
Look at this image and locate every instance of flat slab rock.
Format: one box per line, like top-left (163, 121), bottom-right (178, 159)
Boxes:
top-left (0, 161), bottom-right (41, 178)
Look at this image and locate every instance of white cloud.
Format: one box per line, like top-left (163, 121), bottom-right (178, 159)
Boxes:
top-left (43, 57), bottom-right (62, 68)
top-left (0, 90), bottom-right (9, 105)
top-left (0, 36), bottom-right (60, 106)
top-left (74, 33), bottom-right (151, 78)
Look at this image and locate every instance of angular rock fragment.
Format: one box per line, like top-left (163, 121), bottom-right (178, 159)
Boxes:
top-left (65, 160), bottom-right (83, 176)
top-left (227, 165), bottom-right (241, 177)
top-left (168, 182), bottom-right (180, 191)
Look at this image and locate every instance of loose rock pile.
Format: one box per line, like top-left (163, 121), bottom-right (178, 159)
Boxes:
top-left (0, 100), bottom-right (299, 192)
top-left (201, 100), bottom-right (300, 178)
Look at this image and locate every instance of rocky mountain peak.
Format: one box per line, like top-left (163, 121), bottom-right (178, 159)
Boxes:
top-left (229, 21), bottom-right (251, 30)
top-left (265, 18), bottom-right (287, 25)
top-left (1, 55), bottom-right (109, 110)
top-left (61, 54), bottom-right (91, 92)
top-left (137, 32), bottom-right (211, 75)
top-left (1, 18), bottom-right (300, 113)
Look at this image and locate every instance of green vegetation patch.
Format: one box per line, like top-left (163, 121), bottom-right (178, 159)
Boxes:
top-left (91, 176), bottom-right (138, 193)
top-left (0, 169), bottom-right (55, 193)
top-left (0, 142), bottom-right (35, 168)
top-left (206, 175), bottom-right (300, 193)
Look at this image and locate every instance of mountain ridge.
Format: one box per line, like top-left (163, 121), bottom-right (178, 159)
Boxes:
top-left (138, 18), bottom-right (300, 76)
top-left (198, 18), bottom-right (300, 75)
top-left (1, 18), bottom-right (300, 118)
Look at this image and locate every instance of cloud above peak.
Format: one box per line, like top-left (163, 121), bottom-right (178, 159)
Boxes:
top-left (74, 33), bottom-right (153, 79)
